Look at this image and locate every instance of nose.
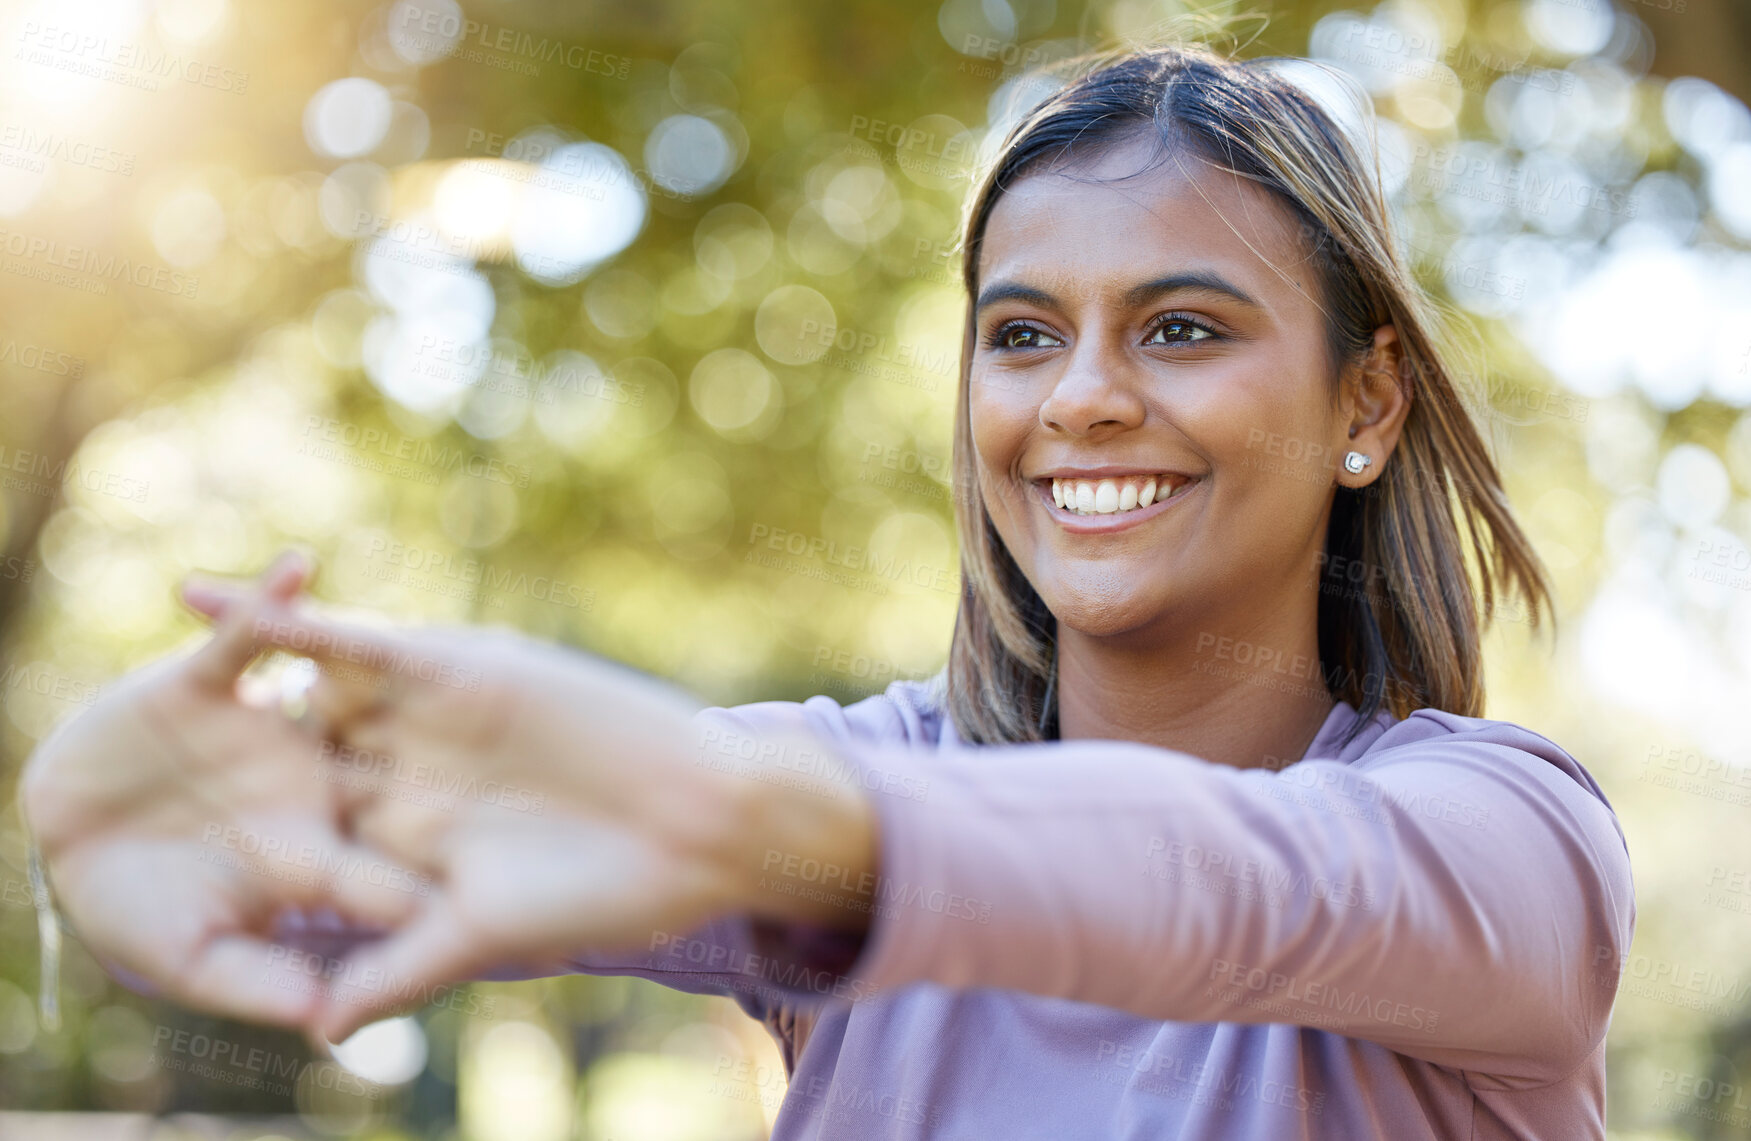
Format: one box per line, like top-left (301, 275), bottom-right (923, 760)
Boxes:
top-left (1037, 335), bottom-right (1147, 437)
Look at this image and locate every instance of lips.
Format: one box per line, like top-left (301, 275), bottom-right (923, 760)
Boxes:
top-left (1032, 472), bottom-right (1202, 531)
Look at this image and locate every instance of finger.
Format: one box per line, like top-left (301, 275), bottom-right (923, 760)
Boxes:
top-left (249, 607), bottom-right (425, 685)
top-left (179, 577), bottom-right (249, 622)
top-left (228, 820), bottom-right (431, 932)
top-left (305, 663), bottom-right (393, 736)
top-left (166, 932), bottom-right (325, 1028)
top-left (309, 896), bottom-right (480, 1042)
top-left (183, 551), bottom-right (315, 691)
top-left (346, 796), bottom-right (457, 880)
top-left (180, 546), bottom-right (316, 622)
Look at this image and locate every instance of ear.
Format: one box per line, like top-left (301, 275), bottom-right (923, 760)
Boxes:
top-left (1336, 325), bottom-right (1411, 489)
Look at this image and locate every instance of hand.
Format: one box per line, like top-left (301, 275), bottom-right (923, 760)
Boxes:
top-left (17, 552), bottom-right (425, 1027)
top-left (185, 576), bottom-right (879, 1041)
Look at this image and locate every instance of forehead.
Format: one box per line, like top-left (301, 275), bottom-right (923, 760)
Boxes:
top-left (977, 134), bottom-right (1318, 303)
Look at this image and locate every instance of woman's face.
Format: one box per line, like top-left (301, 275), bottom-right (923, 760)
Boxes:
top-left (969, 134), bottom-right (1359, 644)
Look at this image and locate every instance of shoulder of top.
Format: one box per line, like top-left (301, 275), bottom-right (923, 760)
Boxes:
top-left (828, 673), bottom-right (951, 748)
top-left (1360, 706), bottom-right (1615, 814)
top-left (1369, 706), bottom-right (1570, 758)
top-left (694, 673), bottom-right (951, 750)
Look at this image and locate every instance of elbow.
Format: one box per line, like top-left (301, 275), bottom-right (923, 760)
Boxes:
top-left (1526, 833), bottom-right (1636, 1083)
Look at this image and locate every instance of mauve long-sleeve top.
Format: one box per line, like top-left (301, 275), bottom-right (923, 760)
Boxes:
top-left (555, 677), bottom-right (1635, 1140)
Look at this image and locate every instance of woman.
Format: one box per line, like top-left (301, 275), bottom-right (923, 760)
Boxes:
top-left (22, 42), bottom-right (1633, 1139)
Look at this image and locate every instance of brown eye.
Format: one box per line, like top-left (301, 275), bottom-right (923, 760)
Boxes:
top-left (1144, 318), bottom-right (1215, 344)
top-left (987, 323), bottom-right (1064, 350)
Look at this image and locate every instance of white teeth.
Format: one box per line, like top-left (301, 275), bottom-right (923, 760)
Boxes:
top-left (1049, 474), bottom-right (1186, 516)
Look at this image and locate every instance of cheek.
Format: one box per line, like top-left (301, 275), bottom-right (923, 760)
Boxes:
top-left (1202, 379), bottom-right (1342, 493)
top-left (966, 382), bottom-right (1034, 512)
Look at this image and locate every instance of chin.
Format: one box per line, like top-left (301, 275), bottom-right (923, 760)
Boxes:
top-left (1039, 578), bottom-right (1176, 641)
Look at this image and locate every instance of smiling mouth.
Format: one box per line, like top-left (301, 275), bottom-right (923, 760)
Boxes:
top-left (1045, 473), bottom-right (1198, 516)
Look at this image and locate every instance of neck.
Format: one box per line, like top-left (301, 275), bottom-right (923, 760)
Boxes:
top-left (1052, 590), bottom-right (1337, 770)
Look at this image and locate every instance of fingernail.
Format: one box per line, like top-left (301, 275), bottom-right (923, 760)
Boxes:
top-left (179, 576), bottom-right (227, 613)
top-left (269, 548), bottom-right (307, 579)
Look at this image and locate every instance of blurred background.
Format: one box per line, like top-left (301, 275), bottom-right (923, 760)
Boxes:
top-left (0, 0), bottom-right (1747, 1137)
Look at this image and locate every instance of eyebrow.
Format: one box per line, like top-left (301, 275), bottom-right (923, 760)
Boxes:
top-left (974, 271), bottom-right (1262, 314)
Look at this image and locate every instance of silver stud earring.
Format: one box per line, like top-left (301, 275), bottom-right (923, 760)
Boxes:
top-left (1343, 451), bottom-right (1372, 475)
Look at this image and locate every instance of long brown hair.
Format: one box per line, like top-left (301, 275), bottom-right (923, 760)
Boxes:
top-left (940, 41), bottom-right (1552, 745)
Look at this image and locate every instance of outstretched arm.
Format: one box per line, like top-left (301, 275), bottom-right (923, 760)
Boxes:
top-left (186, 569), bottom-right (1633, 1083)
top-left (766, 711), bottom-right (1634, 1087)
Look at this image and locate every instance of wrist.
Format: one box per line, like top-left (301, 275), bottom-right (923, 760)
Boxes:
top-left (710, 725), bottom-right (878, 934)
